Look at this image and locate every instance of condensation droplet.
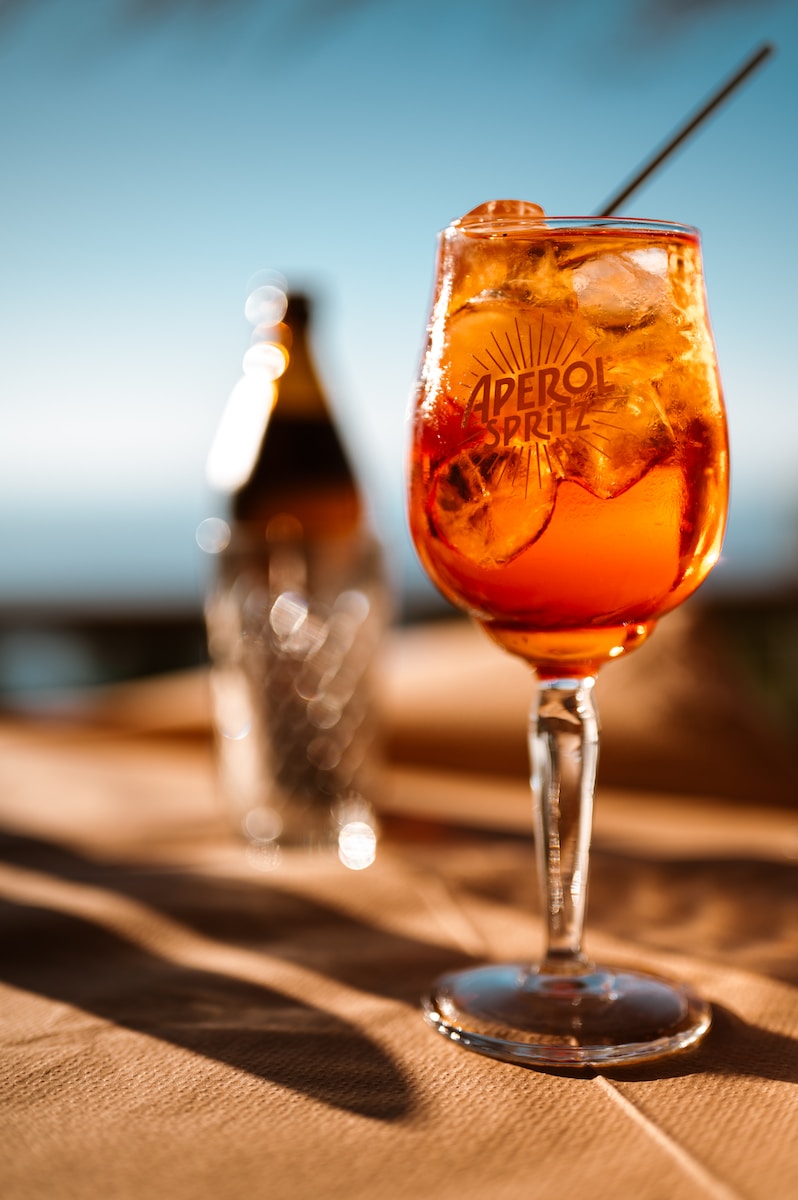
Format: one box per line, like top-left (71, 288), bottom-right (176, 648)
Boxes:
top-left (338, 820), bottom-right (377, 870)
top-left (243, 341), bottom-right (288, 380)
top-left (196, 517), bottom-right (232, 554)
top-left (244, 281), bottom-right (288, 326)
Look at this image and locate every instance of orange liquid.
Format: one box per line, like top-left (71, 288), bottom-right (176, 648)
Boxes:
top-left (408, 225), bottom-right (728, 676)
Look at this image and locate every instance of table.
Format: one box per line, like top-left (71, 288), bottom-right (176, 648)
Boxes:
top-left (1, 613), bottom-right (797, 1199)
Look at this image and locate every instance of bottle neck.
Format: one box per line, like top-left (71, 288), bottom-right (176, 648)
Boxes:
top-left (231, 294), bottom-right (363, 541)
top-left (274, 303), bottom-right (331, 420)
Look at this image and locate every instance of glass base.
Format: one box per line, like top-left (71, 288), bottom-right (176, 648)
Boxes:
top-left (422, 963), bottom-right (711, 1067)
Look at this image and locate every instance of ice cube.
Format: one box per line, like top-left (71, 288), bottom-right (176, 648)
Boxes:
top-left (558, 375), bottom-right (674, 500)
top-left (429, 442), bottom-right (557, 567)
top-left (572, 248), bottom-right (668, 329)
top-left (433, 294), bottom-right (557, 423)
top-left (443, 202), bottom-right (550, 314)
top-left (436, 296), bottom-right (531, 417)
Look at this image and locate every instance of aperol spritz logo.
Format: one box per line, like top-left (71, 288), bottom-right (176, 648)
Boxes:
top-left (458, 315), bottom-right (612, 447)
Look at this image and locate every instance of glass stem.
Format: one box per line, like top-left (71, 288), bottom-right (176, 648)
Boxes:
top-left (529, 677), bottom-right (599, 974)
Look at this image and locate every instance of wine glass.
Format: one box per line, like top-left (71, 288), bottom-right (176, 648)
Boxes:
top-left (406, 200), bottom-right (729, 1067)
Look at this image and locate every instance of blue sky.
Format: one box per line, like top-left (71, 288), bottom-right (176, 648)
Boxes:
top-left (1, 0), bottom-right (796, 615)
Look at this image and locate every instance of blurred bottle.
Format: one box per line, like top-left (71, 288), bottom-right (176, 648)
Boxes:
top-left (201, 279), bottom-right (387, 869)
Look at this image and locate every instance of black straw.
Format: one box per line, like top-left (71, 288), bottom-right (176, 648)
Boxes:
top-left (596, 43), bottom-right (774, 217)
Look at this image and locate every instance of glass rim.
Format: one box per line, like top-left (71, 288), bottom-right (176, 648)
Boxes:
top-left (447, 214), bottom-right (700, 239)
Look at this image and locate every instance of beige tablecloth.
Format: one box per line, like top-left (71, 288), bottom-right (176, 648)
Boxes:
top-left (1, 611), bottom-right (797, 1199)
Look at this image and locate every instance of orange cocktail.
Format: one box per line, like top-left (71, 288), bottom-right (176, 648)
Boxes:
top-left (408, 201), bottom-right (728, 677)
